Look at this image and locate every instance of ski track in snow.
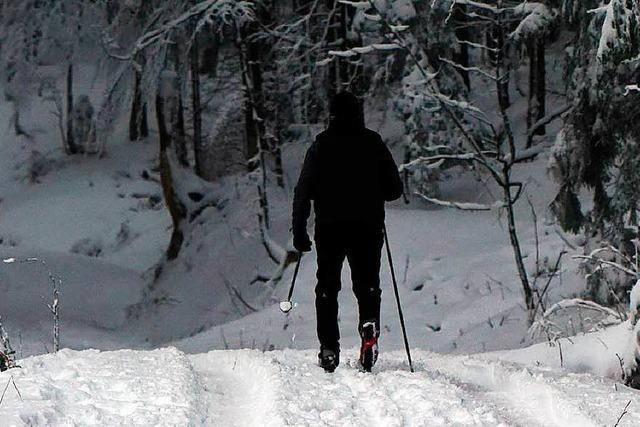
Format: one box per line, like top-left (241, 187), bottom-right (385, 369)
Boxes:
top-left (189, 349), bottom-right (640, 427)
top-left (2, 348), bottom-right (640, 426)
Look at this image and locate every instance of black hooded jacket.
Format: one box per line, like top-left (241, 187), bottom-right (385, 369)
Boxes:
top-left (292, 93), bottom-right (403, 235)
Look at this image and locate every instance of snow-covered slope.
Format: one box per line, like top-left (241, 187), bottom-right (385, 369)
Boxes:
top-left (1, 347), bottom-right (638, 426)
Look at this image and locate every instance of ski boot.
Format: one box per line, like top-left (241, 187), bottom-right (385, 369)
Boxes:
top-left (318, 347), bottom-right (340, 373)
top-left (359, 321), bottom-right (379, 372)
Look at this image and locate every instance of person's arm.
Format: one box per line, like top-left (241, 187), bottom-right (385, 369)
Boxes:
top-left (379, 138), bottom-right (403, 201)
top-left (292, 141), bottom-right (318, 251)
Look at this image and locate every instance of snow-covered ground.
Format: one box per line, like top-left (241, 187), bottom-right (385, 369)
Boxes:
top-left (1, 347), bottom-right (639, 426)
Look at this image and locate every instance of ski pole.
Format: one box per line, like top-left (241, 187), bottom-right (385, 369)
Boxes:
top-left (383, 223), bottom-right (414, 372)
top-left (280, 254), bottom-right (302, 313)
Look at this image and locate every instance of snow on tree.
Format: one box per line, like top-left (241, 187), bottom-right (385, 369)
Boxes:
top-left (597, 0), bottom-right (640, 65)
top-left (549, 0), bottom-right (640, 304)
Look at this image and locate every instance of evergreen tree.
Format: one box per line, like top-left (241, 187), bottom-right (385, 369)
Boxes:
top-left (550, 0), bottom-right (640, 303)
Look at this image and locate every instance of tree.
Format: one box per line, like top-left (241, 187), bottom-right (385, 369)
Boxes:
top-left (550, 0), bottom-right (640, 304)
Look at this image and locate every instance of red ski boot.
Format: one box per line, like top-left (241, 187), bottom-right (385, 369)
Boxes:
top-left (359, 321), bottom-right (379, 372)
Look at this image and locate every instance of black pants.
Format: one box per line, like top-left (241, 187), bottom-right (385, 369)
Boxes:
top-left (314, 221), bottom-right (384, 350)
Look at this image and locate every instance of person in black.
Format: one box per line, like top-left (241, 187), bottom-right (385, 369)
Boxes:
top-left (292, 91), bottom-right (403, 372)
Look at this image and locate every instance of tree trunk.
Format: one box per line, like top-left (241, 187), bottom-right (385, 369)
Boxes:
top-left (66, 63), bottom-right (78, 154)
top-left (239, 19), bottom-right (268, 166)
top-left (175, 91), bottom-right (188, 167)
top-left (495, 3), bottom-right (534, 321)
top-left (326, 0), bottom-right (342, 98)
top-left (238, 25), bottom-right (270, 228)
top-left (200, 33), bottom-right (220, 78)
top-left (526, 39), bottom-right (535, 147)
top-left (191, 35), bottom-right (204, 177)
top-left (526, 37), bottom-right (546, 147)
top-left (129, 68), bottom-right (149, 141)
top-left (454, 4), bottom-right (471, 90)
top-left (534, 37), bottom-right (546, 136)
top-left (156, 76), bottom-right (186, 261)
top-left (504, 172), bottom-right (535, 318)
top-left (495, 28), bottom-right (510, 110)
top-left (274, 144), bottom-right (284, 188)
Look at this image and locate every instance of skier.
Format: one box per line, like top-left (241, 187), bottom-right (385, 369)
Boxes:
top-left (292, 91), bottom-right (403, 372)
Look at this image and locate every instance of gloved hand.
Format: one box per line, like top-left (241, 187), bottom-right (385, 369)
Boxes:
top-left (293, 231), bottom-right (312, 253)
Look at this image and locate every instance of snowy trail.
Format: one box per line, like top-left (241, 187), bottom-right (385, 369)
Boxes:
top-left (190, 351), bottom-right (285, 426)
top-left (190, 349), bottom-right (640, 427)
top-left (2, 348), bottom-right (639, 426)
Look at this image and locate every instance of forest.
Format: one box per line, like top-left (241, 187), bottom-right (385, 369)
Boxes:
top-left (1, 0), bottom-right (640, 425)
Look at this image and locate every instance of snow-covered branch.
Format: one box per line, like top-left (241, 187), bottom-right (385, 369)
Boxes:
top-left (624, 85), bottom-right (640, 95)
top-left (327, 43), bottom-right (401, 58)
top-left (415, 192), bottom-right (504, 211)
top-left (510, 2), bottom-right (557, 41)
top-left (573, 252), bottom-right (638, 278)
top-left (399, 152), bottom-right (490, 172)
top-left (438, 56), bottom-right (497, 81)
top-left (526, 105), bottom-right (573, 139)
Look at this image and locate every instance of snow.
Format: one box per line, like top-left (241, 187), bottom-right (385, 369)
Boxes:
top-left (596, 0), bottom-right (637, 63)
top-left (630, 280), bottom-right (640, 324)
top-left (2, 347), bottom-right (640, 426)
top-left (0, 348), bottom-right (204, 425)
top-left (597, 0), bottom-right (617, 60)
top-left (510, 3), bottom-right (556, 41)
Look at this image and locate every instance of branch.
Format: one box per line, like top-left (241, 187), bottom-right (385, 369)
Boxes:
top-left (327, 43), bottom-right (401, 57)
top-left (553, 225), bottom-right (579, 250)
top-left (614, 401), bottom-right (632, 427)
top-left (439, 56), bottom-right (498, 81)
top-left (527, 105), bottom-right (573, 139)
top-left (514, 145), bottom-right (545, 163)
top-left (415, 192), bottom-right (504, 211)
top-left (399, 153), bottom-right (480, 172)
top-left (624, 84), bottom-right (640, 95)
top-left (529, 297), bottom-right (622, 338)
top-left (573, 255), bottom-right (638, 277)
top-left (531, 251), bottom-right (567, 320)
top-left (509, 182), bottom-right (524, 203)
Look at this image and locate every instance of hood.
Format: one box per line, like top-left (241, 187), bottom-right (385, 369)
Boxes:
top-left (329, 91), bottom-right (364, 130)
